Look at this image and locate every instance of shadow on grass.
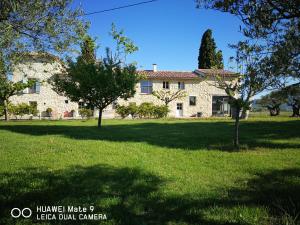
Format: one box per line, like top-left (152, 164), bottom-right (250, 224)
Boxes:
top-left (0, 165), bottom-right (299, 225)
top-left (0, 120), bottom-right (300, 151)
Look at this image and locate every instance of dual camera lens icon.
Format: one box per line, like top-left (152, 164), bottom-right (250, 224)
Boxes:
top-left (11, 208), bottom-right (32, 218)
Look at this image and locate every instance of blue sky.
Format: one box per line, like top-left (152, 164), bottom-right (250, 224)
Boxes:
top-left (74, 0), bottom-right (245, 71)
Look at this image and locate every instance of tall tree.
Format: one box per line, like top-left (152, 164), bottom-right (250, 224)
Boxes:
top-left (198, 29), bottom-right (224, 69)
top-left (0, 0), bottom-right (87, 69)
top-left (196, 0), bottom-right (300, 85)
top-left (50, 29), bottom-right (140, 128)
top-left (0, 0), bottom-right (88, 121)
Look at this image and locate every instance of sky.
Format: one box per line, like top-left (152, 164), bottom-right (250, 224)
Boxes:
top-left (74, 0), bottom-right (245, 71)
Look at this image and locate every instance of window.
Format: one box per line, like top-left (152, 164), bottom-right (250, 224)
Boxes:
top-left (163, 81), bottom-right (169, 89)
top-left (177, 103), bottom-right (183, 110)
top-left (189, 96), bottom-right (196, 106)
top-left (28, 79), bottom-right (40, 94)
top-left (140, 80), bottom-right (153, 94)
top-left (178, 82), bottom-right (185, 90)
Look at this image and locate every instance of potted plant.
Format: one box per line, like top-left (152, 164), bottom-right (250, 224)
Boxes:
top-left (46, 107), bottom-right (53, 117)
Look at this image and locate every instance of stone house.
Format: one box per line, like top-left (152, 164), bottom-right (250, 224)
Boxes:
top-left (10, 53), bottom-right (237, 119)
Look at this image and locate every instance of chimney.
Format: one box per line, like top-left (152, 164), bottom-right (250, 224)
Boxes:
top-left (153, 64), bottom-right (157, 72)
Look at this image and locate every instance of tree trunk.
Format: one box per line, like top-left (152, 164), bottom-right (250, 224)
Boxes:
top-left (3, 99), bottom-right (9, 121)
top-left (240, 109), bottom-right (249, 120)
top-left (291, 104), bottom-right (300, 117)
top-left (234, 107), bottom-right (240, 148)
top-left (97, 109), bottom-right (103, 128)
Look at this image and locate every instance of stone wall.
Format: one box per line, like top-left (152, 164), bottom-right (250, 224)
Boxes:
top-left (102, 78), bottom-right (229, 118)
top-left (9, 57), bottom-right (79, 119)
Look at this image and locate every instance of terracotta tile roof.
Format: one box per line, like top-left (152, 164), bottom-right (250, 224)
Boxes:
top-left (137, 70), bottom-right (199, 79)
top-left (137, 69), bottom-right (238, 79)
top-left (195, 69), bottom-right (237, 76)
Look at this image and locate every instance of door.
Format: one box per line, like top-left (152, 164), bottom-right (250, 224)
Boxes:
top-left (176, 103), bottom-right (183, 117)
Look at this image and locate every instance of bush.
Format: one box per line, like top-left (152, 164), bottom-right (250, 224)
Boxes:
top-left (46, 107), bottom-right (53, 117)
top-left (6, 103), bottom-right (39, 119)
top-left (116, 105), bottom-right (129, 118)
top-left (0, 105), bottom-right (4, 117)
top-left (127, 103), bottom-right (138, 118)
top-left (153, 105), bottom-right (169, 118)
top-left (138, 102), bottom-right (155, 118)
top-left (79, 108), bottom-right (93, 119)
top-left (116, 103), bottom-right (169, 119)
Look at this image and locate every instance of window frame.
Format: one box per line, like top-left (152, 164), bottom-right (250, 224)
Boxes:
top-left (163, 81), bottom-right (169, 89)
top-left (140, 80), bottom-right (153, 94)
top-left (178, 82), bottom-right (185, 90)
top-left (189, 96), bottom-right (196, 106)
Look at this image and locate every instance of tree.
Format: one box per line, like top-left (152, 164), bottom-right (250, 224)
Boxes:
top-left (196, 0), bottom-right (300, 84)
top-left (152, 90), bottom-right (187, 106)
top-left (50, 30), bottom-right (139, 128)
top-left (283, 83), bottom-right (300, 117)
top-left (198, 29), bottom-right (224, 69)
top-left (0, 0), bottom-right (87, 70)
top-left (0, 76), bottom-right (35, 120)
top-left (211, 43), bottom-right (271, 148)
top-left (257, 91), bottom-right (285, 116)
top-left (0, 0), bottom-right (87, 121)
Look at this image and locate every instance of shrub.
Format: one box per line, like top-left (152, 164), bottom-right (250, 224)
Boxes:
top-left (153, 105), bottom-right (169, 118)
top-left (46, 107), bottom-right (53, 117)
top-left (138, 102), bottom-right (155, 118)
top-left (116, 105), bottom-right (129, 118)
top-left (127, 102), bottom-right (138, 118)
top-left (79, 108), bottom-right (93, 119)
top-left (116, 103), bottom-right (169, 119)
top-left (6, 103), bottom-right (38, 119)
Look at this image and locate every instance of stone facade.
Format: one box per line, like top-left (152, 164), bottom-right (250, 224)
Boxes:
top-left (102, 78), bottom-right (230, 118)
top-left (10, 54), bottom-right (235, 119)
top-left (10, 54), bottom-right (79, 119)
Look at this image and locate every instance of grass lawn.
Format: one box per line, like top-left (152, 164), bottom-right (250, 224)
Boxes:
top-left (0, 115), bottom-right (299, 225)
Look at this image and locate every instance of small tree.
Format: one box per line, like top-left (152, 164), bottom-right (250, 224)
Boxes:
top-left (50, 27), bottom-right (139, 128)
top-left (0, 76), bottom-right (36, 120)
top-left (211, 43), bottom-right (270, 148)
top-left (152, 90), bottom-right (187, 106)
top-left (283, 83), bottom-right (300, 117)
top-left (257, 91), bottom-right (286, 116)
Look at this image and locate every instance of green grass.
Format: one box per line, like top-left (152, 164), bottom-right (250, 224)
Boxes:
top-left (0, 115), bottom-right (299, 225)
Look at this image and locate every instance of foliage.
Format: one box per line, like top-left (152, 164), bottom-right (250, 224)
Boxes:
top-left (210, 43), bottom-right (272, 147)
top-left (46, 107), bottom-right (53, 117)
top-left (198, 29), bottom-right (224, 69)
top-left (0, 0), bottom-right (88, 72)
top-left (127, 103), bottom-right (138, 118)
top-left (6, 103), bottom-right (38, 119)
top-left (50, 27), bottom-right (139, 128)
top-left (152, 90), bottom-right (187, 105)
top-left (115, 105), bottom-right (129, 119)
top-left (116, 103), bottom-right (169, 119)
top-left (282, 83), bottom-right (300, 117)
top-left (78, 108), bottom-right (93, 119)
top-left (0, 75), bottom-right (36, 120)
top-left (257, 91), bottom-right (286, 116)
top-left (152, 105), bottom-right (169, 118)
top-left (196, 0), bottom-right (300, 85)
top-left (138, 103), bottom-right (155, 118)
